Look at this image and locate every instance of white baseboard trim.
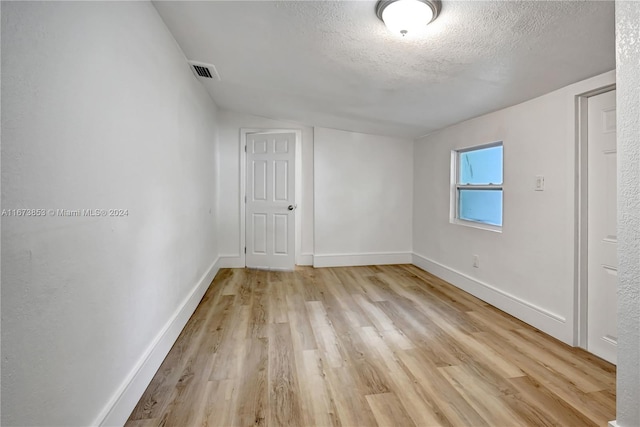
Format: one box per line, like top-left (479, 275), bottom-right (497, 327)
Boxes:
top-left (313, 252), bottom-right (412, 268)
top-left (297, 253), bottom-right (313, 266)
top-left (220, 254), bottom-right (314, 268)
top-left (94, 257), bottom-right (222, 427)
top-left (218, 255), bottom-right (244, 268)
top-left (412, 253), bottom-right (570, 343)
top-left (608, 421), bottom-right (618, 427)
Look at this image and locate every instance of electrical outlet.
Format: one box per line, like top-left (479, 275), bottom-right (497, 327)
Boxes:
top-left (535, 175), bottom-right (545, 191)
top-left (473, 255), bottom-right (480, 268)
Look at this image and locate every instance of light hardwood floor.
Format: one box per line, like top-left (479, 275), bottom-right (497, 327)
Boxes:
top-left (126, 265), bottom-right (616, 427)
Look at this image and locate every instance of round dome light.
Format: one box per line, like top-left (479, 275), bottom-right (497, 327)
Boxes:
top-left (376, 0), bottom-right (440, 38)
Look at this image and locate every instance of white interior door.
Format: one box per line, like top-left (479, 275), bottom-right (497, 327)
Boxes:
top-left (246, 132), bottom-right (296, 270)
top-left (587, 89), bottom-right (617, 364)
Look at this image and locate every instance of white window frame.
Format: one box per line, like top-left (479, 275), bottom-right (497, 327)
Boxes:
top-left (450, 141), bottom-right (503, 232)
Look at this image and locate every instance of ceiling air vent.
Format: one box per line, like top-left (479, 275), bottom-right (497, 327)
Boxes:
top-left (188, 61), bottom-right (221, 81)
top-left (194, 65), bottom-right (212, 78)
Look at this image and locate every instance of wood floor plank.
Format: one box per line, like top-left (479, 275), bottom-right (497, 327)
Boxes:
top-left (359, 326), bottom-right (443, 426)
top-left (233, 337), bottom-right (268, 426)
top-left (305, 300), bottom-right (344, 368)
top-left (396, 348), bottom-right (488, 427)
top-left (316, 277), bottom-right (373, 364)
top-left (396, 269), bottom-right (482, 316)
top-left (126, 266), bottom-right (616, 427)
top-left (352, 292), bottom-right (396, 331)
top-left (399, 265), bottom-right (487, 311)
top-left (285, 291), bottom-right (317, 351)
top-left (428, 313), bottom-right (525, 379)
top-left (324, 364), bottom-right (379, 427)
top-left (268, 323), bottom-right (303, 427)
top-left (350, 355), bottom-right (392, 395)
top-left (267, 273), bottom-right (288, 324)
top-left (351, 270), bottom-right (389, 302)
top-left (467, 303), bottom-right (530, 333)
top-left (363, 274), bottom-right (397, 302)
top-left (473, 330), bottom-right (615, 425)
top-left (221, 268), bottom-right (245, 296)
top-left (295, 268), bottom-right (323, 302)
top-left (124, 419), bottom-right (160, 427)
top-left (512, 327), bottom-right (616, 388)
top-left (507, 375), bottom-right (599, 427)
top-left (200, 379), bottom-right (234, 427)
top-left (439, 364), bottom-right (525, 426)
top-left (248, 274), bottom-right (268, 339)
top-left (320, 268), bottom-right (372, 329)
top-left (300, 349), bottom-right (341, 427)
top-left (366, 392), bottom-right (416, 427)
top-left (376, 299), bottom-right (467, 367)
top-left (379, 327), bottom-right (414, 351)
top-left (208, 303), bottom-right (249, 381)
top-left (480, 325), bottom-right (606, 393)
top-left (236, 268), bottom-right (255, 306)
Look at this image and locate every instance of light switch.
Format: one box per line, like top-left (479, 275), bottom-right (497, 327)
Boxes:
top-left (535, 175), bottom-right (545, 191)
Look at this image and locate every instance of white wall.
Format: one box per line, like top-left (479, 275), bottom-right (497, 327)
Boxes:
top-left (217, 109), bottom-right (314, 266)
top-left (1, 2), bottom-right (221, 426)
top-left (615, 2), bottom-right (640, 426)
top-left (413, 71), bottom-right (615, 344)
top-left (314, 127), bottom-right (413, 267)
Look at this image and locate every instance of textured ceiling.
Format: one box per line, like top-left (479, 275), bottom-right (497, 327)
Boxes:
top-left (153, 0), bottom-right (614, 138)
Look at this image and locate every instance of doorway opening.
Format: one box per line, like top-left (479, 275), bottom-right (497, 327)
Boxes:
top-left (576, 85), bottom-right (617, 364)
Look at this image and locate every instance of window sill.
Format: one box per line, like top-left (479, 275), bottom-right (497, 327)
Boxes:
top-left (451, 218), bottom-right (502, 233)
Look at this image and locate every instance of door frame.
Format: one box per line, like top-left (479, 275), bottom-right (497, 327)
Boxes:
top-left (574, 84), bottom-right (616, 349)
top-left (240, 128), bottom-right (302, 268)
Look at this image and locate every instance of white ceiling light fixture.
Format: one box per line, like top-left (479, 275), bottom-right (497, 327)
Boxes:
top-left (376, 0), bottom-right (441, 38)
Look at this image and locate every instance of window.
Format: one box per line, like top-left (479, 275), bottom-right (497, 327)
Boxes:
top-left (453, 143), bottom-right (503, 229)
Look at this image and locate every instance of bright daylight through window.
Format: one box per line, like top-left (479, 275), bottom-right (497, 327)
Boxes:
top-left (454, 143), bottom-right (503, 228)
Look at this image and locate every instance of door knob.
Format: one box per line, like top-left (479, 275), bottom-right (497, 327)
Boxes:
top-left (288, 205), bottom-right (294, 211)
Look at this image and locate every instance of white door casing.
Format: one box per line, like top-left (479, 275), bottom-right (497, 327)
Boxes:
top-left (245, 132), bottom-right (296, 270)
top-left (587, 89), bottom-right (617, 364)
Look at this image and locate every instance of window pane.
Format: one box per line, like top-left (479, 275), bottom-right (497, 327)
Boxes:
top-left (459, 145), bottom-right (503, 185)
top-left (459, 189), bottom-right (503, 226)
